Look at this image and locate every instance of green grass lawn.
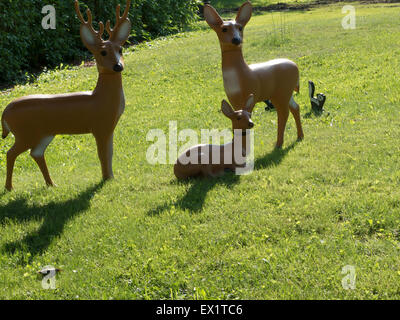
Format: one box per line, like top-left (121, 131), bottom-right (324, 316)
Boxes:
top-left (1, 2), bottom-right (400, 299)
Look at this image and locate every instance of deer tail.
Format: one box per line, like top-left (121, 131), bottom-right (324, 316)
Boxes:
top-left (2, 116), bottom-right (10, 139)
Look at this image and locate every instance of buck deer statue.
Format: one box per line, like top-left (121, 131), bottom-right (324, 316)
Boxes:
top-left (204, 1), bottom-right (304, 148)
top-left (174, 94), bottom-right (255, 179)
top-left (1, 0), bottom-right (132, 191)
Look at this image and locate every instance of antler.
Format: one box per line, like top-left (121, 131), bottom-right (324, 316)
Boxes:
top-left (74, 0), bottom-right (105, 43)
top-left (106, 0), bottom-right (132, 40)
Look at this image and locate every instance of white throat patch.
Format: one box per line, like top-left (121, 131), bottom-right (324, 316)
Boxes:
top-left (223, 69), bottom-right (241, 96)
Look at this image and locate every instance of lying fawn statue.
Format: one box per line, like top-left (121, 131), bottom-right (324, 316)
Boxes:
top-left (204, 1), bottom-right (304, 148)
top-left (1, 0), bottom-right (132, 191)
top-left (174, 95), bottom-right (255, 179)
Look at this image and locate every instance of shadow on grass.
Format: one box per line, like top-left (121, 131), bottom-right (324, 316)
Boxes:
top-left (0, 182), bottom-right (104, 263)
top-left (147, 172), bottom-right (240, 215)
top-left (255, 141), bottom-right (298, 170)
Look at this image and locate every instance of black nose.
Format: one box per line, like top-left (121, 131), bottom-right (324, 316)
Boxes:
top-left (249, 122), bottom-right (254, 128)
top-left (113, 63), bottom-right (123, 72)
top-left (232, 37), bottom-right (241, 45)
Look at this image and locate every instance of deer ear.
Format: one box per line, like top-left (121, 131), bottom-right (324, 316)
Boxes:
top-left (236, 1), bottom-right (252, 27)
top-left (80, 25), bottom-right (98, 48)
top-left (221, 100), bottom-right (235, 119)
top-left (114, 20), bottom-right (132, 45)
top-left (204, 5), bottom-right (223, 30)
top-left (245, 94), bottom-right (255, 113)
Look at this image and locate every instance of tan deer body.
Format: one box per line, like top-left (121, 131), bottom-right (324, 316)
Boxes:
top-left (1, 0), bottom-right (132, 191)
top-left (174, 95), bottom-right (255, 179)
top-left (204, 1), bottom-right (304, 148)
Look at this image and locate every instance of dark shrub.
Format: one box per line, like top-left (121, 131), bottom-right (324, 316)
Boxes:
top-left (0, 0), bottom-right (200, 85)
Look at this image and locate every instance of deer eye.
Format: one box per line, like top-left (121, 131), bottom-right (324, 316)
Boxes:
top-left (239, 26), bottom-right (243, 31)
top-left (237, 116), bottom-right (242, 120)
top-left (119, 47), bottom-right (123, 54)
top-left (222, 27), bottom-right (228, 33)
top-left (101, 51), bottom-right (107, 56)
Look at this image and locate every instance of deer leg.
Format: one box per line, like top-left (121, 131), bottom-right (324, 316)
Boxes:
top-left (31, 156), bottom-right (55, 187)
top-left (94, 133), bottom-right (114, 181)
top-left (289, 96), bottom-right (304, 141)
top-left (202, 165), bottom-right (225, 178)
top-left (5, 141), bottom-right (29, 191)
top-left (274, 103), bottom-right (289, 149)
top-left (202, 165), bottom-right (217, 178)
top-left (30, 136), bottom-right (55, 187)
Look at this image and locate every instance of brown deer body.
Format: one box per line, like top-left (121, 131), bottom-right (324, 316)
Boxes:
top-left (1, 0), bottom-right (132, 191)
top-left (174, 95), bottom-right (255, 179)
top-left (204, 1), bottom-right (304, 148)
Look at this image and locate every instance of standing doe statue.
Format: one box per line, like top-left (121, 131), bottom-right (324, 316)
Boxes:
top-left (204, 1), bottom-right (304, 148)
top-left (174, 95), bottom-right (255, 179)
top-left (1, 0), bottom-right (132, 191)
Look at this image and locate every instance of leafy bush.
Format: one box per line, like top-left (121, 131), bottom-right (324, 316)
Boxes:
top-left (0, 0), bottom-right (200, 85)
